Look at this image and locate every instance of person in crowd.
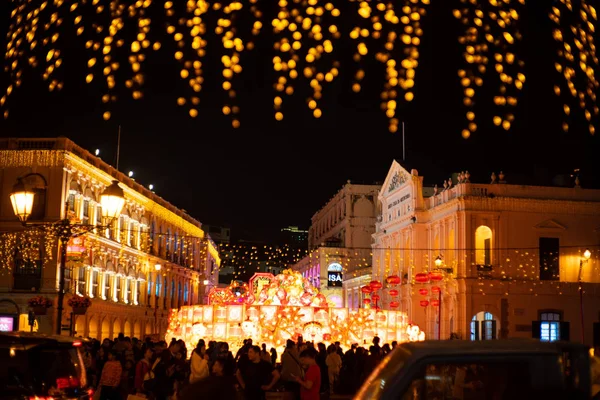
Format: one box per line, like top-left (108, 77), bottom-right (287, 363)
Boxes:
top-left (280, 339), bottom-right (303, 400)
top-left (382, 343), bottom-right (391, 356)
top-left (260, 343), bottom-right (271, 364)
top-left (217, 342), bottom-right (236, 376)
top-left (334, 342), bottom-right (344, 359)
top-left (316, 343), bottom-right (329, 394)
top-left (372, 336), bottom-right (381, 354)
top-left (99, 350), bottom-right (123, 400)
top-left (270, 347), bottom-right (277, 365)
top-left (180, 359), bottom-right (236, 400)
top-left (293, 348), bottom-right (321, 400)
top-left (326, 344), bottom-right (342, 395)
top-left (391, 341), bottom-right (398, 350)
top-left (134, 347), bottom-right (154, 394)
top-left (152, 349), bottom-right (176, 400)
top-left (236, 345), bottom-right (280, 400)
top-left (120, 360), bottom-right (135, 397)
top-left (190, 341), bottom-right (210, 383)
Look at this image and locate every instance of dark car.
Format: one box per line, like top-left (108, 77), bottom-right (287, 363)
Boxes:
top-left (356, 339), bottom-right (593, 399)
top-left (0, 332), bottom-right (92, 400)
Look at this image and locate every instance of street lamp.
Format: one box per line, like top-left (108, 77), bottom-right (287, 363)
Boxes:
top-left (579, 248), bottom-right (591, 343)
top-left (434, 256), bottom-right (443, 268)
top-left (10, 178), bottom-right (125, 335)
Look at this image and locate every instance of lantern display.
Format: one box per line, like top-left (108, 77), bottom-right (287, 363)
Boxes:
top-left (165, 270), bottom-right (426, 359)
top-left (431, 299), bottom-right (440, 307)
top-left (431, 286), bottom-right (441, 294)
top-left (370, 280), bottom-right (383, 290)
top-left (429, 271), bottom-right (444, 282)
top-left (415, 273), bottom-right (430, 283)
top-left (420, 300), bottom-right (430, 307)
top-left (361, 285), bottom-right (373, 294)
top-left (386, 275), bottom-right (401, 285)
top-left (389, 289), bottom-right (399, 297)
top-left (418, 288), bottom-right (428, 296)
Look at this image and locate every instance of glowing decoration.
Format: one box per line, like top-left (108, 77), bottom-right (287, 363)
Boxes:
top-left (303, 321), bottom-right (324, 342)
top-left (550, 0), bottom-right (599, 134)
top-left (429, 271), bottom-right (443, 281)
top-left (418, 288), bottom-right (428, 296)
top-left (371, 294), bottom-right (380, 301)
top-left (415, 272), bottom-right (430, 283)
top-left (431, 299), bottom-right (440, 307)
top-left (419, 300), bottom-right (429, 307)
top-left (271, 0), bottom-right (341, 122)
top-left (454, 0), bottom-right (526, 138)
top-left (349, 0), bottom-right (431, 133)
top-left (386, 275), bottom-right (401, 285)
top-left (361, 285), bottom-right (373, 294)
top-left (389, 289), bottom-right (399, 297)
top-left (389, 301), bottom-right (400, 308)
top-left (363, 298), bottom-right (371, 305)
top-left (431, 286), bottom-right (441, 294)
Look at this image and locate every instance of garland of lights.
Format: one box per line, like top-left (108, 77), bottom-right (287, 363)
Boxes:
top-left (2, 1), bottom-right (598, 138)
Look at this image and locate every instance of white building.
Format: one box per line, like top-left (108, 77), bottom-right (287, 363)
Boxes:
top-left (372, 160), bottom-right (600, 346)
top-left (291, 181), bottom-right (379, 308)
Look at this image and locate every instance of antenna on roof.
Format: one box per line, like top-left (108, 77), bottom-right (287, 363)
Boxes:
top-left (116, 125), bottom-right (121, 170)
top-left (402, 121), bottom-right (406, 162)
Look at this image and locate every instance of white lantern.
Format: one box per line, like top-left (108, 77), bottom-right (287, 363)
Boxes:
top-left (100, 180), bottom-right (125, 220)
top-left (10, 180), bottom-right (35, 222)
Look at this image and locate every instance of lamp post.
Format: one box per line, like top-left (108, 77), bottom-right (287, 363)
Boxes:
top-left (434, 256), bottom-right (443, 340)
top-left (578, 248), bottom-right (591, 343)
top-left (10, 179), bottom-right (125, 335)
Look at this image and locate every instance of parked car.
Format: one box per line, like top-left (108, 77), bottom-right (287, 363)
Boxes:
top-left (0, 332), bottom-right (92, 400)
top-left (356, 339), bottom-right (595, 399)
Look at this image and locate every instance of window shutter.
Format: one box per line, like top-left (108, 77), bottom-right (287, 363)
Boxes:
top-left (490, 320), bottom-right (497, 339)
top-left (559, 321), bottom-right (570, 341)
top-left (480, 321), bottom-right (486, 340)
top-left (532, 321), bottom-right (541, 339)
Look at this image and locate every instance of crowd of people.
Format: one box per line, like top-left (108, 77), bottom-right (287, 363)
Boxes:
top-left (82, 333), bottom-right (397, 400)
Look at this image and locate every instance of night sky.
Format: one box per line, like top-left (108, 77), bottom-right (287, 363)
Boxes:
top-left (1, 1), bottom-right (598, 242)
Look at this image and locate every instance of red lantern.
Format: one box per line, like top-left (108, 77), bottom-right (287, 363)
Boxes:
top-left (371, 294), bottom-right (380, 301)
top-left (363, 298), bottom-right (371, 305)
top-left (419, 300), bottom-right (429, 307)
top-left (418, 288), bottom-right (428, 296)
top-left (431, 299), bottom-right (440, 307)
top-left (370, 280), bottom-right (383, 290)
top-left (431, 286), bottom-right (441, 294)
top-left (415, 273), bottom-right (430, 283)
top-left (389, 301), bottom-right (400, 308)
top-left (429, 271), bottom-right (443, 282)
top-left (361, 285), bottom-right (373, 294)
top-left (386, 275), bottom-right (401, 285)
top-left (389, 289), bottom-right (399, 297)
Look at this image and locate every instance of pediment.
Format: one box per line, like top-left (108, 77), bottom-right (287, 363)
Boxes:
top-left (533, 219), bottom-right (566, 231)
top-left (380, 160), bottom-right (412, 197)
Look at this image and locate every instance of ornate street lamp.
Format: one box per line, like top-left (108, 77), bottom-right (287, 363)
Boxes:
top-left (579, 248), bottom-right (591, 343)
top-left (10, 177), bottom-right (125, 335)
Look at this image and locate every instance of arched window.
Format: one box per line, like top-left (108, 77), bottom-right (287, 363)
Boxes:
top-left (475, 225), bottom-right (493, 266)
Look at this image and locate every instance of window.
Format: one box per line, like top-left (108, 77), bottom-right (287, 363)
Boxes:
top-left (67, 193), bottom-right (76, 213)
top-left (82, 199), bottom-right (90, 222)
top-left (103, 274), bottom-right (110, 299)
top-left (147, 273), bottom-right (153, 297)
top-left (163, 278), bottom-right (168, 308)
top-left (77, 267), bottom-right (86, 295)
top-left (184, 282), bottom-right (189, 303)
top-left (116, 277), bottom-right (121, 302)
top-left (534, 311), bottom-right (566, 342)
top-left (64, 267), bottom-right (72, 292)
top-left (91, 270), bottom-right (99, 297)
top-left (475, 225), bottom-right (492, 267)
top-left (124, 279), bottom-right (130, 303)
top-left (96, 206), bottom-right (102, 225)
top-left (471, 312), bottom-right (497, 341)
top-left (178, 282), bottom-right (182, 308)
top-left (155, 275), bottom-right (162, 298)
top-left (171, 280), bottom-right (176, 308)
top-left (13, 258), bottom-right (42, 291)
top-left (539, 237), bottom-right (559, 281)
top-left (400, 359), bottom-right (565, 399)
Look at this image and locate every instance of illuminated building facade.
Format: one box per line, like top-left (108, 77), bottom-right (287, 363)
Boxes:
top-left (0, 138), bottom-right (220, 338)
top-left (373, 160), bottom-right (600, 345)
top-left (292, 181), bottom-right (379, 308)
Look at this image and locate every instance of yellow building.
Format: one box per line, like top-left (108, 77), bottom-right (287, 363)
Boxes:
top-left (373, 161), bottom-right (600, 346)
top-left (0, 137), bottom-right (220, 339)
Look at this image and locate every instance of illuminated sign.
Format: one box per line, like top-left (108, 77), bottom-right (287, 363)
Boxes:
top-left (328, 272), bottom-right (343, 287)
top-left (327, 262), bottom-right (343, 272)
top-left (0, 316), bottom-right (15, 332)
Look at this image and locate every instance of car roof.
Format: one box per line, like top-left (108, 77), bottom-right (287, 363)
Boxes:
top-left (0, 332), bottom-right (83, 350)
top-left (398, 339), bottom-right (586, 357)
